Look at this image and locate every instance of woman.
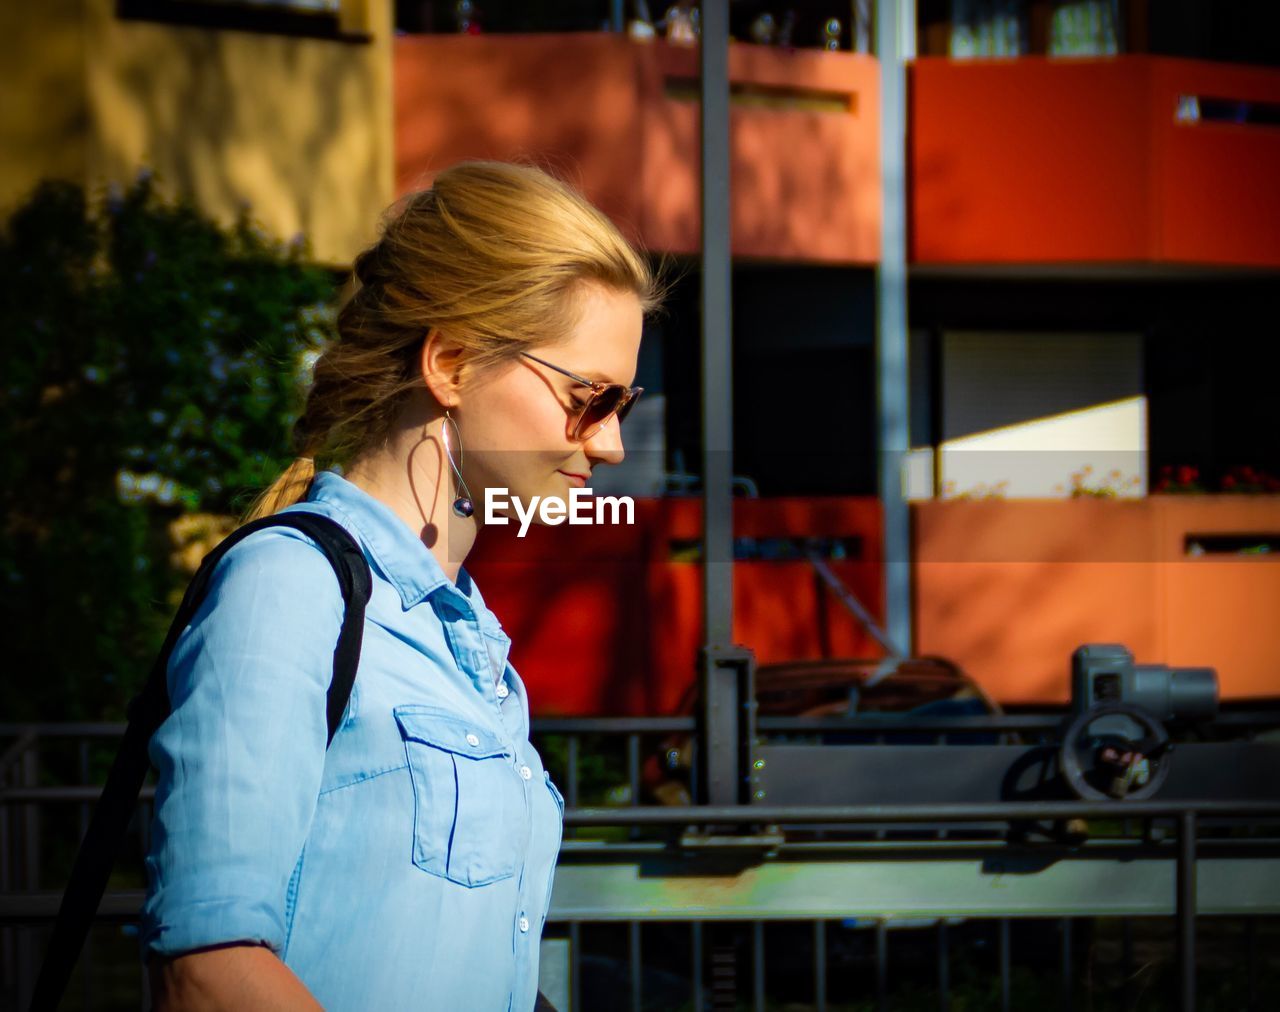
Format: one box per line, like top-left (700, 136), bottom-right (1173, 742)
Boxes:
top-left (141, 161), bottom-right (658, 1009)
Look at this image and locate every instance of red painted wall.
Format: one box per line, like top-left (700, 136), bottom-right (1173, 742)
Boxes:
top-left (466, 497), bottom-right (886, 716)
top-left (911, 56), bottom-right (1280, 266)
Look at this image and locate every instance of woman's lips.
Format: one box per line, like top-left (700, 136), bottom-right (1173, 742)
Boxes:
top-left (557, 470), bottom-right (589, 487)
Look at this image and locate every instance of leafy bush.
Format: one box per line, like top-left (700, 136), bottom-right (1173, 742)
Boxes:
top-left (0, 174), bottom-right (338, 720)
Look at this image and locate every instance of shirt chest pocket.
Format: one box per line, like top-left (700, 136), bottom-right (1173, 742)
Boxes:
top-left (394, 706), bottom-right (526, 888)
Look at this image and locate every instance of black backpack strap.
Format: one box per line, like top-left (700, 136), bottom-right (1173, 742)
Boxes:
top-left (30, 511), bottom-right (371, 1011)
top-left (196, 513), bottom-right (374, 746)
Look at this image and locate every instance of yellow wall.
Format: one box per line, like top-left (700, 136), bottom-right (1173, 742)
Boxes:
top-left (0, 1), bottom-right (90, 214)
top-left (2, 1), bottom-right (392, 265)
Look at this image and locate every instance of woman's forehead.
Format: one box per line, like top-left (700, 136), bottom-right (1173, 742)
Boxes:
top-left (555, 286), bottom-right (643, 383)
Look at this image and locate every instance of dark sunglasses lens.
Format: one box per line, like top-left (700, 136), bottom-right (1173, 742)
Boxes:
top-left (577, 386), bottom-right (626, 437)
top-left (615, 389), bottom-right (640, 423)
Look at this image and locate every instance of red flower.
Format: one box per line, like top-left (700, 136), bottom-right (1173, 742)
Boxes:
top-left (1222, 475), bottom-right (1237, 490)
top-left (1176, 466), bottom-right (1195, 485)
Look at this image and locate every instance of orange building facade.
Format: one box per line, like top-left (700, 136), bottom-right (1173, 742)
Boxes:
top-left (6, 4), bottom-right (1278, 708)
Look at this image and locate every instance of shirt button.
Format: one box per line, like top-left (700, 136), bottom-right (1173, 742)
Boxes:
top-left (496, 683), bottom-right (509, 699)
top-left (518, 915), bottom-right (530, 933)
top-left (465, 733), bottom-right (480, 747)
top-left (520, 765), bottom-right (532, 780)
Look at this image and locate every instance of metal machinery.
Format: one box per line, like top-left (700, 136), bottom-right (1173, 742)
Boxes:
top-left (733, 643), bottom-right (1278, 810)
top-left (541, 642), bottom-right (1280, 1011)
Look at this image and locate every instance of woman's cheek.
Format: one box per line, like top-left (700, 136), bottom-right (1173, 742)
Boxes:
top-left (495, 460), bottom-right (563, 516)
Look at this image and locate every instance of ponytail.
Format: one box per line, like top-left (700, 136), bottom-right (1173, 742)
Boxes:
top-left (242, 456), bottom-right (318, 524)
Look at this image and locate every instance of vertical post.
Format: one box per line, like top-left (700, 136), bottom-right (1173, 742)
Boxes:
top-left (16, 747), bottom-right (39, 1009)
top-left (700, 0), bottom-right (733, 653)
top-left (691, 921), bottom-right (704, 1012)
top-left (22, 748), bottom-right (40, 891)
top-left (875, 0), bottom-right (914, 653)
top-left (570, 921), bottom-right (582, 1012)
top-left (698, 0), bottom-right (741, 818)
top-left (998, 919), bottom-right (1011, 1012)
top-left (752, 921), bottom-right (765, 1012)
top-left (79, 739), bottom-right (94, 1012)
top-left (1059, 918), bottom-right (1073, 1012)
top-left (627, 733), bottom-right (641, 839)
top-left (813, 920), bottom-right (827, 1012)
top-left (698, 647), bottom-right (756, 808)
top-left (1, 743), bottom-right (12, 1011)
top-left (1120, 918), bottom-right (1134, 1008)
top-left (936, 921), bottom-right (950, 1012)
top-left (629, 920), bottom-right (643, 1012)
top-left (1246, 916), bottom-right (1258, 1008)
top-left (875, 921), bottom-right (889, 1012)
top-left (1177, 811), bottom-right (1197, 1012)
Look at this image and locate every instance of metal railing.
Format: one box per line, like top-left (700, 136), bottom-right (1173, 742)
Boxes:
top-left (3, 716), bottom-right (1280, 1010)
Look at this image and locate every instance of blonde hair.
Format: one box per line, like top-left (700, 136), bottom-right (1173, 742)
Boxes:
top-left (244, 161), bottom-right (659, 522)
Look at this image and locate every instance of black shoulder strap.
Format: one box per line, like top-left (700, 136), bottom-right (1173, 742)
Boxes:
top-left (165, 513), bottom-right (374, 746)
top-left (30, 511), bottom-right (372, 1011)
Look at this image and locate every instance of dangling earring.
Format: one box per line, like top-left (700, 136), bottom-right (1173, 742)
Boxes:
top-left (441, 409), bottom-right (475, 518)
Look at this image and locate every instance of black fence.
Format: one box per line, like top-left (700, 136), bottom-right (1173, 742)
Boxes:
top-left (3, 714), bottom-right (1280, 1010)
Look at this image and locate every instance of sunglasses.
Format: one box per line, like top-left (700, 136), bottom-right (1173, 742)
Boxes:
top-left (520, 351), bottom-right (644, 441)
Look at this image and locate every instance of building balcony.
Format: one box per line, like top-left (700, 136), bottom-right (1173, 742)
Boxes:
top-left (911, 56), bottom-right (1280, 268)
top-left (395, 33), bottom-right (880, 263)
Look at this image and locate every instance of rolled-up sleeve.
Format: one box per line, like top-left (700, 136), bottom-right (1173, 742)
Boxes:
top-left (140, 528), bottom-right (345, 958)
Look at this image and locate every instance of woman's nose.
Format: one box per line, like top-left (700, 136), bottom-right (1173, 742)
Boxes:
top-left (582, 416), bottom-right (625, 466)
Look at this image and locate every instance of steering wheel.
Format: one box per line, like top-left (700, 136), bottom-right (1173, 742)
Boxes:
top-left (1059, 703), bottom-right (1172, 801)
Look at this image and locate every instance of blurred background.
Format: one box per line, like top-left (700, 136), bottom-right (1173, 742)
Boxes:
top-left (3, 1), bottom-right (1280, 1009)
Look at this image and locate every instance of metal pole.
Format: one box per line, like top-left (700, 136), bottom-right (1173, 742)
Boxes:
top-left (691, 921), bottom-right (704, 1012)
top-left (998, 918), bottom-right (1011, 1012)
top-left (937, 921), bottom-right (950, 1012)
top-left (629, 920), bottom-right (642, 1012)
top-left (696, 0), bottom-right (744, 818)
top-left (570, 921), bottom-right (582, 1012)
top-left (813, 919), bottom-right (827, 1012)
top-left (700, 0), bottom-right (733, 652)
top-left (875, 0), bottom-right (913, 654)
top-left (1177, 811), bottom-right (1197, 1012)
top-left (1059, 918), bottom-right (1073, 1012)
top-left (875, 921), bottom-right (888, 1012)
top-left (752, 921), bottom-right (765, 1012)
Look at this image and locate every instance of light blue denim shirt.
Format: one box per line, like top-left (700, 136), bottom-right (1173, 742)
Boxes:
top-left (141, 470), bottom-right (564, 1011)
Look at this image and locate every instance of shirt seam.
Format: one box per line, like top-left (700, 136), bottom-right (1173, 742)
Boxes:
top-left (282, 843), bottom-right (307, 958)
top-left (318, 761), bottom-right (409, 796)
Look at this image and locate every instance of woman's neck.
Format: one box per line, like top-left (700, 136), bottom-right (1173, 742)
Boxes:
top-left (342, 414), bottom-right (476, 585)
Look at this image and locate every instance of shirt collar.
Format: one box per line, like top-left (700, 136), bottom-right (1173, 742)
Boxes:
top-left (303, 470), bottom-right (488, 615)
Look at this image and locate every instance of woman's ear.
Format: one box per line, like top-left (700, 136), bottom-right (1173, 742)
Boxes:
top-left (420, 328), bottom-right (466, 408)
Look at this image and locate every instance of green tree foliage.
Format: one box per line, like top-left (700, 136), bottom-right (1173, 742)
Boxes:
top-left (0, 174), bottom-right (338, 721)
